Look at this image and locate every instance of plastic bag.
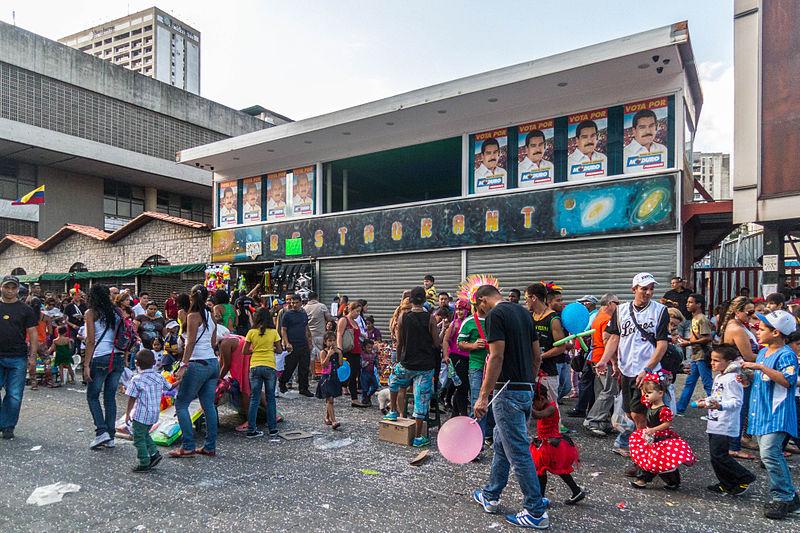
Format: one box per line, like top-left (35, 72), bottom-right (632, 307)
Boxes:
top-left (26, 482), bottom-right (80, 506)
top-left (275, 351), bottom-right (287, 372)
top-left (611, 393), bottom-right (635, 433)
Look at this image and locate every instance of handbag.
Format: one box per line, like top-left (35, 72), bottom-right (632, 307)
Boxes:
top-left (341, 325), bottom-right (355, 353)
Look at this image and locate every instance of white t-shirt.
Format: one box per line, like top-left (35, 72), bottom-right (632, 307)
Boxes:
top-left (607, 301), bottom-right (669, 378)
top-left (706, 365), bottom-right (745, 437)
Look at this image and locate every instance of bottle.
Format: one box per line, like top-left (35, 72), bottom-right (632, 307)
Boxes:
top-left (448, 361), bottom-right (462, 387)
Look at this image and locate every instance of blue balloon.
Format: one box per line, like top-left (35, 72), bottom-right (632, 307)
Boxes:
top-left (337, 361), bottom-right (351, 382)
top-left (561, 302), bottom-right (590, 335)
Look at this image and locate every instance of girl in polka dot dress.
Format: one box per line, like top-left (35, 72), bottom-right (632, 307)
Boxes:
top-left (629, 371), bottom-right (696, 490)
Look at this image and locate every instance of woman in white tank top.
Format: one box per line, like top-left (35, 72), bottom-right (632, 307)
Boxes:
top-left (170, 285), bottom-right (219, 458)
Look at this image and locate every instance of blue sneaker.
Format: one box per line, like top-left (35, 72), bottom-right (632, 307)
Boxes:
top-left (505, 510), bottom-right (549, 529)
top-left (541, 497), bottom-right (550, 508)
top-left (412, 435), bottom-right (430, 447)
top-left (472, 489), bottom-right (500, 514)
top-left (382, 411), bottom-right (399, 422)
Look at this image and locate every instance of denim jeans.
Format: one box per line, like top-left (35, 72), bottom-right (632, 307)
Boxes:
top-left (756, 432), bottom-right (797, 502)
top-left (556, 362), bottom-right (571, 400)
top-left (389, 364), bottom-right (434, 419)
top-left (86, 354), bottom-right (124, 438)
top-left (0, 356), bottom-right (27, 431)
top-left (469, 368), bottom-right (494, 438)
top-left (176, 358), bottom-right (219, 452)
top-left (483, 389), bottom-right (546, 515)
top-left (247, 365), bottom-right (277, 433)
top-left (360, 369), bottom-right (379, 403)
top-left (676, 360), bottom-right (713, 413)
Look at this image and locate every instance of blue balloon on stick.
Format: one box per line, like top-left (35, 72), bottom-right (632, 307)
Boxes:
top-left (561, 302), bottom-right (590, 335)
top-left (337, 361), bottom-right (351, 382)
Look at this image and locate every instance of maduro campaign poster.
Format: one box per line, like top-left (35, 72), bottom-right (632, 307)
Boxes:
top-left (291, 166), bottom-right (315, 216)
top-left (623, 97), bottom-right (669, 174)
top-left (567, 108), bottom-right (608, 180)
top-left (472, 128), bottom-right (508, 194)
top-left (517, 119), bottom-right (555, 188)
top-left (242, 176), bottom-right (263, 223)
top-left (266, 171), bottom-right (288, 220)
top-left (218, 180), bottom-right (238, 227)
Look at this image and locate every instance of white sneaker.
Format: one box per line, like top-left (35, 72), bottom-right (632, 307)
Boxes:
top-left (104, 439), bottom-right (116, 449)
top-left (90, 432), bottom-right (111, 450)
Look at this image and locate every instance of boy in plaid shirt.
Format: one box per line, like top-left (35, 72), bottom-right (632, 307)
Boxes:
top-left (125, 349), bottom-right (178, 472)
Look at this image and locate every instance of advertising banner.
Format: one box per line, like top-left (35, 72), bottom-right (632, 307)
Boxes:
top-left (266, 171), bottom-right (288, 220)
top-left (623, 97), bottom-right (669, 174)
top-left (567, 108), bottom-right (608, 180)
top-left (218, 180), bottom-right (239, 227)
top-left (291, 166), bottom-right (315, 216)
top-left (242, 176), bottom-right (263, 223)
top-left (211, 174), bottom-right (676, 263)
top-left (472, 128), bottom-right (508, 194)
top-left (517, 119), bottom-right (555, 188)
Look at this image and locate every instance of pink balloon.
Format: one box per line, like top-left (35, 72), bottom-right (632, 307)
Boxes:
top-left (437, 416), bottom-right (484, 464)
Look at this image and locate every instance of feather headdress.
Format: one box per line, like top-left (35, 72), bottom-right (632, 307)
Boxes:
top-left (458, 274), bottom-right (501, 305)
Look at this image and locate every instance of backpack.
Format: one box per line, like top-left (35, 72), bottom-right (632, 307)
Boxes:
top-left (113, 308), bottom-right (138, 353)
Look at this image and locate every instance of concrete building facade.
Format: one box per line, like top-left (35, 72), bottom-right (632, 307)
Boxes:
top-left (692, 152), bottom-right (731, 200)
top-left (59, 7), bottom-right (201, 95)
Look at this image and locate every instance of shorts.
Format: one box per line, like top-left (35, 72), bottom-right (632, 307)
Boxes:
top-left (621, 374), bottom-right (647, 415)
top-left (388, 363), bottom-right (434, 420)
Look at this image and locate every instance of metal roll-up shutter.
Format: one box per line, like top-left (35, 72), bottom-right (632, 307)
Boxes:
top-left (319, 250), bottom-right (462, 330)
top-left (139, 274), bottom-right (204, 307)
top-left (467, 234), bottom-right (679, 303)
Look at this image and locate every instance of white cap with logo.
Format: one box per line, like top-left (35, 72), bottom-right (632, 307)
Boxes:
top-left (631, 272), bottom-right (659, 288)
top-left (755, 310), bottom-right (798, 336)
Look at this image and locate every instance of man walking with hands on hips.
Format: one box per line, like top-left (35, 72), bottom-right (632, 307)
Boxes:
top-left (470, 284), bottom-right (549, 529)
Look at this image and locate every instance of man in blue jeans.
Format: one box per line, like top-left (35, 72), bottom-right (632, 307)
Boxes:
top-left (472, 285), bottom-right (548, 529)
top-left (0, 275), bottom-right (39, 440)
top-left (676, 293), bottom-right (713, 413)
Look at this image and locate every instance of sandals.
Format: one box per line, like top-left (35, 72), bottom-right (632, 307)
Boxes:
top-left (729, 450), bottom-right (757, 460)
top-left (332, 421), bottom-right (341, 430)
top-left (324, 418), bottom-right (332, 426)
top-left (168, 448), bottom-right (196, 458)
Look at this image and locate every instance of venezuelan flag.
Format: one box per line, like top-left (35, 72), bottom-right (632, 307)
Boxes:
top-left (12, 185), bottom-right (45, 206)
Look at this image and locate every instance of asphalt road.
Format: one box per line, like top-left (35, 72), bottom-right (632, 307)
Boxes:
top-left (0, 379), bottom-right (797, 532)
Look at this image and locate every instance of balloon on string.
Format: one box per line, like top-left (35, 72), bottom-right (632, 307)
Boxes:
top-left (337, 361), bottom-right (351, 382)
top-left (437, 416), bottom-right (484, 464)
top-left (561, 302), bottom-right (590, 335)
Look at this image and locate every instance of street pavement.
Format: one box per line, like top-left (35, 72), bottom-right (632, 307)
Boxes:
top-left (0, 378), bottom-right (797, 532)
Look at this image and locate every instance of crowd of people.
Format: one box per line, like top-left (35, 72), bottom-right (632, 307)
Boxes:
top-left (1, 270), bottom-right (799, 529)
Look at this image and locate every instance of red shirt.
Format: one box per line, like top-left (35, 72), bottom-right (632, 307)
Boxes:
top-left (164, 297), bottom-right (178, 320)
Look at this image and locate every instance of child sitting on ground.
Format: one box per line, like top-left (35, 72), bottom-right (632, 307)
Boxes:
top-left (125, 349), bottom-right (179, 472)
top-left (629, 371), bottom-right (696, 490)
top-left (316, 331), bottom-right (342, 429)
top-left (360, 339), bottom-right (380, 406)
top-left (49, 325), bottom-right (75, 385)
top-left (696, 343), bottom-right (756, 495)
top-left (529, 384), bottom-right (585, 505)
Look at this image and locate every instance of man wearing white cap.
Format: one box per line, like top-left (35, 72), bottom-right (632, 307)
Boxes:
top-left (596, 273), bottom-right (669, 437)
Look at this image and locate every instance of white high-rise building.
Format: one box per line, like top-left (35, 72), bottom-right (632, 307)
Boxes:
top-left (59, 7), bottom-right (200, 94)
top-left (692, 152), bottom-right (731, 200)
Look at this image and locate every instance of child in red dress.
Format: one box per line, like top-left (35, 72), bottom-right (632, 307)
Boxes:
top-left (529, 384), bottom-right (585, 504)
top-left (629, 371), bottom-right (696, 490)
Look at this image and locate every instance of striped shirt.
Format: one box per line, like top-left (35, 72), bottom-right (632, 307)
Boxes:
top-left (748, 345), bottom-right (798, 437)
top-left (125, 368), bottom-right (171, 425)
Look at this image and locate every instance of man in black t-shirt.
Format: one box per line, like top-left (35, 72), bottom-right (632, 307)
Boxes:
top-left (0, 275), bottom-right (39, 440)
top-left (661, 276), bottom-right (690, 318)
top-left (279, 294), bottom-right (313, 396)
top-left (64, 290), bottom-right (86, 354)
top-left (472, 285), bottom-right (549, 527)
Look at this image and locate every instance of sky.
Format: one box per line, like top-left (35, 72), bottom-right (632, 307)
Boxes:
top-left (3, 0), bottom-right (734, 153)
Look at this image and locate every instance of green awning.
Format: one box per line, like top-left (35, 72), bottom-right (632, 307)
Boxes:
top-left (24, 263), bottom-right (207, 282)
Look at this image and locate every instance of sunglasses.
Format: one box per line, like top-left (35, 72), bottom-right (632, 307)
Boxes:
top-left (746, 310), bottom-right (755, 315)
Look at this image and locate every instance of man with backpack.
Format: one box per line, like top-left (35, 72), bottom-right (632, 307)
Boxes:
top-left (595, 273), bottom-right (670, 476)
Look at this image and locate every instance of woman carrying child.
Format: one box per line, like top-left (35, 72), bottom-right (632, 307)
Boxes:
top-left (629, 371), bottom-right (696, 490)
top-left (316, 331), bottom-right (342, 429)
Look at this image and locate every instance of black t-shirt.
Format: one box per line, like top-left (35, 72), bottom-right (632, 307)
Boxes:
top-left (662, 289), bottom-right (689, 318)
top-left (281, 309), bottom-right (309, 345)
top-left (64, 302), bottom-right (86, 329)
top-left (399, 310), bottom-right (436, 371)
top-left (0, 301), bottom-right (38, 358)
top-left (486, 301), bottom-right (539, 383)
top-left (532, 311), bottom-right (559, 376)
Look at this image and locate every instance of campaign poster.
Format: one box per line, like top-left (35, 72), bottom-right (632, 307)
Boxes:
top-left (517, 119), bottom-right (555, 188)
top-left (472, 128), bottom-right (508, 194)
top-left (291, 166), bottom-right (315, 215)
top-left (218, 180), bottom-right (238, 227)
top-left (567, 108), bottom-right (608, 180)
top-left (266, 171), bottom-right (288, 220)
top-left (623, 97), bottom-right (669, 174)
top-left (242, 176), bottom-right (262, 222)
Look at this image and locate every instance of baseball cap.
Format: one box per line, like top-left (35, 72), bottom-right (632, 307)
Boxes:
top-left (1, 275), bottom-right (19, 287)
top-left (631, 272), bottom-right (659, 288)
top-left (577, 295), bottom-right (599, 305)
top-left (165, 320), bottom-right (179, 330)
top-left (755, 310), bottom-right (798, 336)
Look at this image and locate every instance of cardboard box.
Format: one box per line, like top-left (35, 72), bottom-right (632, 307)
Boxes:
top-left (378, 417), bottom-right (427, 446)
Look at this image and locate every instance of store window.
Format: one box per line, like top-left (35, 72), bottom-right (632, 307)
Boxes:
top-left (157, 191), bottom-right (212, 224)
top-left (104, 179), bottom-right (144, 230)
top-left (11, 267), bottom-right (26, 276)
top-left (0, 158), bottom-right (36, 201)
top-left (141, 255), bottom-right (170, 267)
top-left (69, 262), bottom-right (88, 273)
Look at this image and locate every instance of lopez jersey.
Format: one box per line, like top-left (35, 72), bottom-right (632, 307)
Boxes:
top-left (606, 300), bottom-right (669, 378)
